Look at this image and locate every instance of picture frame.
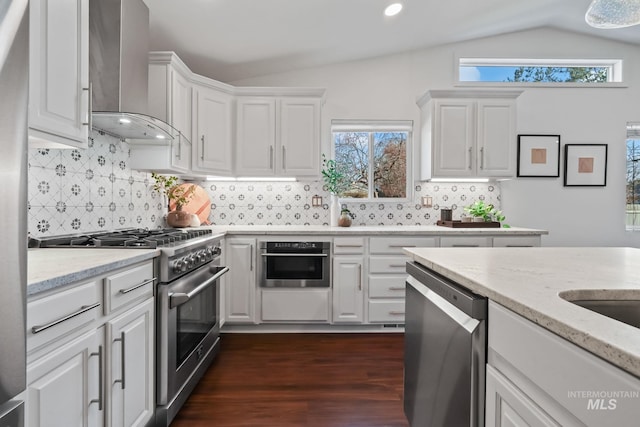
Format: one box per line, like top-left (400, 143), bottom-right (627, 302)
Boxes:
top-left (517, 134), bottom-right (561, 177)
top-left (563, 144), bottom-right (608, 187)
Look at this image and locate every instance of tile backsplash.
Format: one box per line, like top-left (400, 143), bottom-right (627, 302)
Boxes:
top-left (28, 132), bottom-right (501, 236)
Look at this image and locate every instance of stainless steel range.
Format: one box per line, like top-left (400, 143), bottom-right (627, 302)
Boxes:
top-left (35, 228), bottom-right (228, 426)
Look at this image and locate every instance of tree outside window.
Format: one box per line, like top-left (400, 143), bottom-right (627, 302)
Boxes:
top-left (333, 129), bottom-right (408, 199)
top-left (627, 137), bottom-right (640, 230)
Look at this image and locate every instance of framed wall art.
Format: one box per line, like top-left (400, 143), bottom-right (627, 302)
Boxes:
top-left (563, 144), bottom-right (608, 187)
top-left (517, 134), bottom-right (561, 177)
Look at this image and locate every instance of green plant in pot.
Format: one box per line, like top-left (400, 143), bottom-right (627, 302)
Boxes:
top-left (321, 154), bottom-right (346, 226)
top-left (464, 200), bottom-right (509, 227)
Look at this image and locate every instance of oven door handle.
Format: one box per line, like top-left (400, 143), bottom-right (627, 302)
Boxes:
top-left (169, 266), bottom-right (229, 309)
top-left (261, 253), bottom-right (328, 257)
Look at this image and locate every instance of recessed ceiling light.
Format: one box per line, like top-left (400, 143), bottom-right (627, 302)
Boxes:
top-left (384, 3), bottom-right (403, 17)
top-left (155, 134), bottom-right (166, 139)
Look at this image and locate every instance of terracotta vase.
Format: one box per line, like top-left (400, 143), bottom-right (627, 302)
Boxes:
top-left (166, 206), bottom-right (192, 228)
top-left (338, 211), bottom-right (352, 227)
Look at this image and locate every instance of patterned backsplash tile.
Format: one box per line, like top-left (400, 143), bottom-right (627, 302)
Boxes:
top-left (28, 132), bottom-right (502, 236)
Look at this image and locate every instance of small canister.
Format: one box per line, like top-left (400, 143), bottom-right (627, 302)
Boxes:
top-left (440, 208), bottom-right (452, 222)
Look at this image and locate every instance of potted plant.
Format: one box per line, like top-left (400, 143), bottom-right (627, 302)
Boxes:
top-left (464, 200), bottom-right (508, 227)
top-left (321, 154), bottom-right (346, 226)
top-left (151, 172), bottom-right (196, 227)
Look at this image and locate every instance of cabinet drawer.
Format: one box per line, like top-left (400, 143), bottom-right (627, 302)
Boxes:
top-left (439, 236), bottom-right (491, 247)
top-left (369, 237), bottom-right (437, 254)
top-left (492, 236), bottom-right (541, 247)
top-left (368, 300), bottom-right (405, 323)
top-left (369, 276), bottom-right (406, 298)
top-left (104, 261), bottom-right (155, 314)
top-left (369, 256), bottom-right (408, 274)
top-left (261, 289), bottom-right (329, 322)
top-left (333, 237), bottom-right (365, 254)
top-left (27, 280), bottom-right (101, 352)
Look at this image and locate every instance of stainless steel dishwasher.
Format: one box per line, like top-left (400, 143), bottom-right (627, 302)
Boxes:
top-left (404, 261), bottom-right (487, 427)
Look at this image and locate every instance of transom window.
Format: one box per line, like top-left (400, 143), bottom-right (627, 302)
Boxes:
top-left (458, 58), bottom-right (623, 84)
top-left (331, 120), bottom-right (412, 200)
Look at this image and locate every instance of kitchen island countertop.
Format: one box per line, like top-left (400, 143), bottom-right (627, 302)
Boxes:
top-left (403, 247), bottom-right (640, 378)
top-left (28, 248), bottom-right (160, 297)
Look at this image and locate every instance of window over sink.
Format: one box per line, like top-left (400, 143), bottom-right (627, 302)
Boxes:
top-left (331, 120), bottom-right (412, 200)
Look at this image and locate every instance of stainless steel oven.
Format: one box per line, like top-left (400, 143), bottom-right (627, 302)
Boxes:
top-left (259, 241), bottom-right (330, 288)
top-left (155, 235), bottom-right (228, 426)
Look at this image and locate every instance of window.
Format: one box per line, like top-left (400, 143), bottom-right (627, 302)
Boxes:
top-left (627, 122), bottom-right (640, 231)
top-left (331, 120), bottom-right (411, 200)
top-left (458, 58), bottom-right (623, 84)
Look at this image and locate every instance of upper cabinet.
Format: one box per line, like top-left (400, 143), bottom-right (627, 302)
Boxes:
top-left (191, 79), bottom-right (235, 176)
top-left (235, 94), bottom-right (323, 177)
top-left (29, 0), bottom-right (90, 149)
top-left (417, 90), bottom-right (522, 180)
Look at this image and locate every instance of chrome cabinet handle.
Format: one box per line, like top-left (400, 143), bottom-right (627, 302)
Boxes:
top-left (452, 244), bottom-right (480, 247)
top-left (468, 147), bottom-right (472, 170)
top-left (176, 134), bottom-right (182, 160)
top-left (480, 147), bottom-right (484, 169)
top-left (389, 287), bottom-right (405, 291)
top-left (389, 245), bottom-right (415, 248)
top-left (119, 277), bottom-right (156, 294)
top-left (389, 264), bottom-right (406, 268)
top-left (269, 146), bottom-right (274, 169)
top-left (358, 264), bottom-right (362, 291)
top-left (335, 244), bottom-right (363, 248)
top-left (201, 135), bottom-right (205, 160)
top-left (82, 82), bottom-right (93, 129)
top-left (89, 345), bottom-right (103, 410)
top-left (389, 311), bottom-right (405, 316)
top-left (113, 332), bottom-right (125, 390)
top-left (250, 245), bottom-right (253, 271)
top-left (282, 146), bottom-right (286, 170)
top-left (31, 302), bottom-right (100, 334)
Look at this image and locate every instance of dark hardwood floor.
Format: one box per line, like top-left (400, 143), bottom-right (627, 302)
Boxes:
top-left (171, 333), bottom-right (409, 427)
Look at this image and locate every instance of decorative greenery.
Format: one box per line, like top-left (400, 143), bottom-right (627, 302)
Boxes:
top-left (464, 200), bottom-right (509, 227)
top-left (151, 172), bottom-right (195, 209)
top-left (321, 154), bottom-right (346, 195)
top-left (340, 208), bottom-right (354, 219)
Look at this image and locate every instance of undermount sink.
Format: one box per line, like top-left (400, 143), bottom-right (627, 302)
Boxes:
top-left (562, 296), bottom-right (640, 329)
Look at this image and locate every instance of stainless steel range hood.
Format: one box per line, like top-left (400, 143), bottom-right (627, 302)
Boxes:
top-left (89, 0), bottom-right (177, 141)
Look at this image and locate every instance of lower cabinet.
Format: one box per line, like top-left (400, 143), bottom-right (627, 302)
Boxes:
top-left (26, 260), bottom-right (156, 427)
top-left (332, 256), bottom-right (365, 323)
top-left (261, 288), bottom-right (330, 322)
top-left (225, 238), bottom-right (257, 323)
top-left (26, 329), bottom-right (103, 427)
top-left (107, 298), bottom-right (154, 427)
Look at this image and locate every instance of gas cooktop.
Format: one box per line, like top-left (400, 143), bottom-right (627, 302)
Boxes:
top-left (32, 228), bottom-right (213, 249)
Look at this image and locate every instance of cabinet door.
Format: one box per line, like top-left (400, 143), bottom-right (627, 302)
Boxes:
top-left (477, 99), bottom-right (516, 177)
top-left (26, 329), bottom-right (103, 427)
top-left (432, 100), bottom-right (475, 177)
top-left (171, 68), bottom-right (192, 144)
top-left (107, 298), bottom-right (154, 427)
top-left (225, 238), bottom-right (256, 323)
top-left (278, 98), bottom-right (321, 177)
top-left (486, 365), bottom-right (561, 427)
top-left (332, 256), bottom-right (364, 323)
top-left (193, 86), bottom-right (234, 174)
top-left (236, 98), bottom-right (276, 175)
top-left (29, 0), bottom-right (89, 148)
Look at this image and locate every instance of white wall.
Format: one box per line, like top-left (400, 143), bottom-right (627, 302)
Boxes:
top-left (229, 27), bottom-right (640, 247)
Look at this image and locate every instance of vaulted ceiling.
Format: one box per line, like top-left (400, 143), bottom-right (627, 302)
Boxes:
top-left (146, 0), bottom-right (640, 82)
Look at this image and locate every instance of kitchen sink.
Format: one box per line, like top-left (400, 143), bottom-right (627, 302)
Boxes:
top-left (564, 298), bottom-right (640, 329)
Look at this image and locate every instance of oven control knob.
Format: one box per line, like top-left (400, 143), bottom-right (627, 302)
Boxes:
top-left (185, 256), bottom-right (195, 269)
top-left (196, 252), bottom-right (205, 263)
top-left (212, 246), bottom-right (222, 256)
top-left (174, 259), bottom-right (186, 273)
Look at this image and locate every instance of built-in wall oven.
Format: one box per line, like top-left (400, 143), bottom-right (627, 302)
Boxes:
top-left (259, 241), bottom-right (330, 288)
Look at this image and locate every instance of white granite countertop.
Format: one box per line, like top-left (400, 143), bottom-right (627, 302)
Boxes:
top-left (208, 225), bottom-right (548, 236)
top-left (28, 248), bottom-right (160, 297)
top-left (403, 247), bottom-right (640, 378)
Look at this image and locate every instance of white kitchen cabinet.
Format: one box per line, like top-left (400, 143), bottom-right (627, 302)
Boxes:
top-left (225, 238), bottom-right (257, 323)
top-left (261, 288), bottom-right (330, 322)
top-left (487, 301), bottom-right (640, 426)
top-left (192, 82), bottom-right (235, 175)
top-left (107, 298), bottom-right (154, 427)
top-left (135, 52), bottom-right (193, 173)
top-left (26, 328), bottom-right (103, 427)
top-left (235, 94), bottom-right (323, 177)
top-left (417, 90), bottom-right (521, 179)
top-left (26, 259), bottom-right (156, 427)
top-left (29, 0), bottom-right (90, 149)
top-left (332, 256), bottom-right (365, 323)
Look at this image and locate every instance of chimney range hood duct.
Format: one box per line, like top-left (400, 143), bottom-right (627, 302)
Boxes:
top-left (89, 0), bottom-right (177, 141)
